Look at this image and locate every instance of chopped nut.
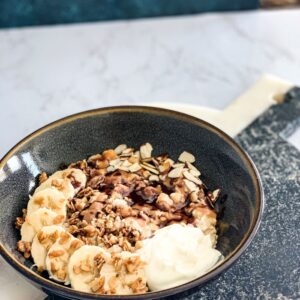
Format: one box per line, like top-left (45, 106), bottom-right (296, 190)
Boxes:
top-left (15, 217), bottom-right (25, 229)
top-left (48, 249), bottom-right (65, 258)
top-left (53, 215), bottom-right (65, 224)
top-left (59, 232), bottom-right (71, 245)
top-left (73, 265), bottom-right (81, 274)
top-left (90, 276), bottom-right (105, 293)
top-left (102, 149), bottom-right (117, 161)
top-left (39, 172), bottom-right (48, 184)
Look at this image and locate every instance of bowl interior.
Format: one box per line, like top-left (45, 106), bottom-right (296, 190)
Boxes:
top-left (0, 108), bottom-right (260, 297)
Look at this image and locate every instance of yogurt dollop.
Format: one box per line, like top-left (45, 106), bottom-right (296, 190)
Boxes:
top-left (139, 224), bottom-right (222, 291)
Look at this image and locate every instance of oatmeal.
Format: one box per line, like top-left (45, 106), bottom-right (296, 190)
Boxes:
top-left (16, 143), bottom-right (221, 294)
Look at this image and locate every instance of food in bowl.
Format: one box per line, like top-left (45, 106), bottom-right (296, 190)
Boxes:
top-left (15, 143), bottom-right (222, 295)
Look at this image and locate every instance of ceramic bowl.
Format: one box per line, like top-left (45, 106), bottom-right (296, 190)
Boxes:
top-left (0, 106), bottom-right (263, 300)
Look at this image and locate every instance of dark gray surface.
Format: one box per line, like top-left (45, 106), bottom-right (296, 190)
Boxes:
top-left (169, 88), bottom-right (300, 299)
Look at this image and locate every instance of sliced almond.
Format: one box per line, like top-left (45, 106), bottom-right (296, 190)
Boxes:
top-left (114, 144), bottom-right (127, 154)
top-left (165, 158), bottom-right (175, 166)
top-left (118, 165), bottom-right (129, 172)
top-left (211, 189), bottom-right (221, 202)
top-left (122, 147), bottom-right (134, 154)
top-left (141, 163), bottom-right (159, 174)
top-left (149, 175), bottom-right (159, 182)
top-left (183, 179), bottom-right (198, 192)
top-left (178, 151), bottom-right (195, 163)
top-left (159, 174), bottom-right (167, 181)
top-left (172, 163), bottom-right (185, 168)
top-left (140, 143), bottom-right (153, 159)
top-left (109, 159), bottom-right (121, 167)
top-left (128, 163), bottom-right (142, 173)
top-left (121, 160), bottom-right (132, 167)
top-left (189, 169), bottom-right (201, 177)
top-left (168, 165), bottom-right (184, 178)
top-left (107, 165), bottom-right (116, 173)
top-left (186, 162), bottom-right (201, 176)
top-left (189, 191), bottom-right (198, 202)
top-left (183, 171), bottom-right (203, 185)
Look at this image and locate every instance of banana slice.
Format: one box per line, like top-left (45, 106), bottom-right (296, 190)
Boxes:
top-left (112, 251), bottom-right (148, 294)
top-left (27, 188), bottom-right (67, 217)
top-left (35, 168), bottom-right (86, 197)
top-left (45, 233), bottom-right (84, 284)
top-left (21, 208), bottom-right (65, 242)
top-left (68, 245), bottom-right (111, 293)
top-left (31, 225), bottom-right (66, 271)
top-left (65, 168), bottom-right (87, 192)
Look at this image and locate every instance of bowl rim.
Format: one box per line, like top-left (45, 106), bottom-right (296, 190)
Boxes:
top-left (0, 105), bottom-right (264, 299)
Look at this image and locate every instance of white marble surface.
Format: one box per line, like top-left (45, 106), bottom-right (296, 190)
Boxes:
top-left (1, 9), bottom-right (300, 158)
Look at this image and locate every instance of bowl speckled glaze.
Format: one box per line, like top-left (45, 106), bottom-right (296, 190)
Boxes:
top-left (0, 106), bottom-right (263, 300)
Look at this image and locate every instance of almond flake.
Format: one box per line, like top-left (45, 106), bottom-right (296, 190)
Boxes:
top-left (121, 160), bottom-right (132, 167)
top-left (178, 151), bottom-right (195, 163)
top-left (114, 144), bottom-right (127, 155)
top-left (141, 163), bottom-right (159, 174)
top-left (140, 143), bottom-right (153, 159)
top-left (128, 163), bottom-right (142, 172)
top-left (183, 179), bottom-right (198, 192)
top-left (172, 163), bottom-right (185, 168)
top-left (110, 159), bottom-right (121, 167)
top-left (183, 171), bottom-right (202, 185)
top-left (118, 165), bottom-right (129, 172)
top-left (107, 165), bottom-right (115, 172)
top-left (211, 189), bottom-right (221, 202)
top-left (159, 174), bottom-right (167, 181)
top-left (168, 166), bottom-right (184, 178)
top-left (122, 147), bottom-right (134, 154)
top-left (189, 169), bottom-right (200, 177)
top-left (149, 175), bottom-right (159, 182)
top-left (186, 162), bottom-right (201, 176)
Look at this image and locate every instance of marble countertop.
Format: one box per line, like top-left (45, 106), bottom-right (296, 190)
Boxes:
top-left (1, 9), bottom-right (300, 158)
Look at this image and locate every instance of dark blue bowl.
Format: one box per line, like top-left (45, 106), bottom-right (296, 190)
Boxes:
top-left (0, 106), bottom-right (263, 299)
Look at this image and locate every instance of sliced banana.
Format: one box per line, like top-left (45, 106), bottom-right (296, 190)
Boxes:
top-left (31, 225), bottom-right (66, 271)
top-left (68, 245), bottom-right (111, 293)
top-left (68, 246), bottom-right (147, 294)
top-left (27, 188), bottom-right (67, 217)
top-left (35, 172), bottom-right (75, 199)
top-left (35, 168), bottom-right (86, 199)
top-left (113, 251), bottom-right (147, 294)
top-left (65, 168), bottom-right (87, 192)
top-left (21, 208), bottom-right (65, 242)
top-left (45, 233), bottom-right (84, 284)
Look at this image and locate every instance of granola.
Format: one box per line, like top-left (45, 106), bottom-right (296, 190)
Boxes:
top-left (16, 143), bottom-right (220, 294)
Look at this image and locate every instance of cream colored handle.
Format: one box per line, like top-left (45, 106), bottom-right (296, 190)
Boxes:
top-left (142, 74), bottom-right (293, 137)
top-left (211, 75), bottom-right (293, 136)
